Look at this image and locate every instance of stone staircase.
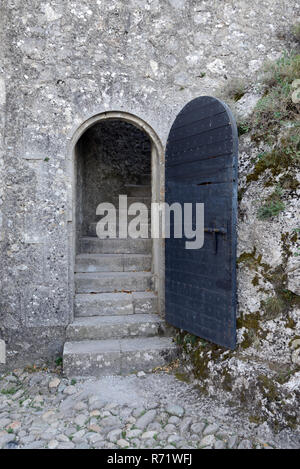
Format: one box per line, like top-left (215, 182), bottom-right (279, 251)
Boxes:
top-left (63, 178), bottom-right (176, 377)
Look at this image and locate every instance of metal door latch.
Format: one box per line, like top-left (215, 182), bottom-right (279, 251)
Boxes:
top-left (204, 225), bottom-right (227, 254)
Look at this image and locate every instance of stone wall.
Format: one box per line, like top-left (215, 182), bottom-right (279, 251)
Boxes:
top-left (0, 0), bottom-right (300, 369)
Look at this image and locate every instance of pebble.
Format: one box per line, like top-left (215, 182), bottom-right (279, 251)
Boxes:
top-left (100, 410), bottom-right (111, 418)
top-left (48, 439), bottom-right (58, 449)
top-left (203, 424), bottom-right (219, 436)
top-left (49, 378), bottom-right (60, 389)
top-left (100, 416), bottom-right (121, 429)
top-left (179, 417), bottom-right (192, 435)
top-left (105, 403), bottom-right (118, 410)
top-left (0, 418), bottom-right (11, 427)
top-left (107, 429), bottom-right (122, 443)
top-left (168, 416), bottom-right (180, 425)
top-left (190, 422), bottom-right (205, 434)
top-left (141, 430), bottom-right (157, 439)
top-left (57, 441), bottom-right (75, 449)
top-left (5, 441), bottom-right (19, 449)
top-left (135, 410), bottom-right (156, 429)
top-left (63, 386), bottom-right (77, 395)
top-left (88, 433), bottom-right (103, 444)
top-left (90, 410), bottom-right (101, 417)
top-left (164, 423), bottom-right (177, 433)
top-left (23, 440), bottom-right (45, 449)
top-left (21, 399), bottom-right (32, 407)
top-left (228, 435), bottom-right (238, 449)
top-left (33, 396), bottom-right (44, 405)
top-left (74, 414), bottom-right (87, 426)
top-left (126, 429), bottom-right (142, 438)
top-left (76, 443), bottom-right (90, 449)
top-left (42, 410), bottom-right (55, 422)
top-left (238, 439), bottom-right (253, 449)
top-left (88, 424), bottom-right (101, 433)
top-left (72, 429), bottom-right (86, 441)
top-left (117, 438), bottom-right (130, 448)
top-left (215, 439), bottom-right (226, 449)
top-left (0, 433), bottom-right (15, 449)
top-left (57, 434), bottom-right (69, 442)
top-left (11, 390), bottom-right (24, 400)
top-left (148, 422), bottom-right (162, 432)
top-left (168, 434), bottom-right (182, 444)
top-left (165, 404), bottom-right (185, 418)
top-left (74, 401), bottom-right (87, 411)
top-left (6, 421), bottom-right (21, 432)
top-left (200, 434), bottom-right (216, 448)
top-left (145, 438), bottom-right (157, 448)
top-left (132, 407), bottom-right (145, 418)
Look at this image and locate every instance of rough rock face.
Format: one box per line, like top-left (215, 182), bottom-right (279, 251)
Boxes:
top-left (76, 121), bottom-right (151, 236)
top-left (286, 256), bottom-right (300, 296)
top-left (178, 90), bottom-right (300, 430)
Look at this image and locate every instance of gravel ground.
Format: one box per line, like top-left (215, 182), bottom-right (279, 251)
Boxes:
top-left (0, 367), bottom-right (299, 449)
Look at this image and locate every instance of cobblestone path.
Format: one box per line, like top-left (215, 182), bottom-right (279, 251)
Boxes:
top-left (0, 368), bottom-right (299, 449)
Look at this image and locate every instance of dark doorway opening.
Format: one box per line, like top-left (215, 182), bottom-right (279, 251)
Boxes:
top-left (75, 119), bottom-right (152, 251)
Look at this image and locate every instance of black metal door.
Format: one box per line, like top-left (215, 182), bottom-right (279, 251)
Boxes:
top-left (165, 96), bottom-right (238, 349)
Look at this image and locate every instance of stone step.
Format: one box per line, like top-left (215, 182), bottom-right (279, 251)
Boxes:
top-left (127, 196), bottom-right (151, 208)
top-left (80, 237), bottom-right (152, 254)
top-left (75, 254), bottom-right (152, 273)
top-left (87, 221), bottom-right (151, 238)
top-left (63, 336), bottom-right (178, 377)
top-left (75, 271), bottom-right (152, 293)
top-left (66, 313), bottom-right (166, 341)
top-left (94, 208), bottom-right (151, 223)
top-left (74, 291), bottom-right (158, 317)
top-left (125, 184), bottom-right (151, 197)
top-left (97, 207), bottom-right (150, 216)
top-left (100, 198), bottom-right (151, 212)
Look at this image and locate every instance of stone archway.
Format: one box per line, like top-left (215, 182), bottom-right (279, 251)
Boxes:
top-left (70, 112), bottom-right (165, 318)
top-left (64, 112), bottom-right (175, 377)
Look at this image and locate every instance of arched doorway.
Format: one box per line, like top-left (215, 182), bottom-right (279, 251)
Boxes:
top-left (64, 112), bottom-right (176, 377)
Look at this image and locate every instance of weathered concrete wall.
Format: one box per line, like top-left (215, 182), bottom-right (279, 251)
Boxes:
top-left (0, 0), bottom-right (300, 368)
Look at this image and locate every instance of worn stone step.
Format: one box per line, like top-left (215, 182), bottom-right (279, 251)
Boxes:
top-left (97, 207), bottom-right (150, 216)
top-left (107, 196), bottom-right (151, 208)
top-left (66, 313), bottom-right (166, 341)
top-left (127, 196), bottom-right (151, 208)
top-left (75, 271), bottom-right (153, 293)
top-left (94, 208), bottom-right (151, 224)
top-left (74, 291), bottom-right (158, 317)
top-left (133, 291), bottom-right (159, 314)
top-left (87, 221), bottom-right (151, 238)
top-left (80, 237), bottom-right (152, 254)
top-left (125, 184), bottom-right (151, 197)
top-left (75, 254), bottom-right (152, 273)
top-left (63, 336), bottom-right (177, 377)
